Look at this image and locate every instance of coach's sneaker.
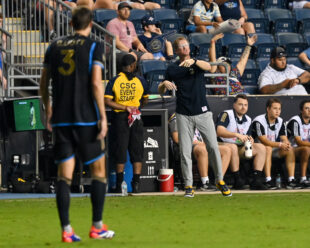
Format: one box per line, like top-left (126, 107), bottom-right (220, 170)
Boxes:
top-left (89, 224), bottom-right (115, 239)
top-left (184, 186), bottom-right (195, 197)
top-left (62, 230), bottom-right (81, 243)
top-left (216, 180), bottom-right (232, 197)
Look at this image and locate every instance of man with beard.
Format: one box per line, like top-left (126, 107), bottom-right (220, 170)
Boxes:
top-left (106, 2), bottom-right (153, 65)
top-left (216, 94), bottom-right (267, 190)
top-left (258, 47), bottom-right (310, 95)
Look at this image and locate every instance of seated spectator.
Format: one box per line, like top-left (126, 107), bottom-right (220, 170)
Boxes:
top-left (138, 15), bottom-right (174, 61)
top-left (287, 100), bottom-right (310, 188)
top-left (186, 0), bottom-right (223, 33)
top-left (209, 33), bottom-right (257, 95)
top-left (94, 0), bottom-right (160, 10)
top-left (291, 0), bottom-right (310, 9)
top-left (106, 2), bottom-right (153, 67)
top-left (76, 0), bottom-right (94, 8)
top-left (216, 94), bottom-right (267, 190)
top-left (215, 0), bottom-right (255, 35)
top-left (169, 113), bottom-right (232, 190)
top-left (298, 47), bottom-right (310, 68)
top-left (258, 47), bottom-right (310, 95)
top-left (252, 98), bottom-right (301, 189)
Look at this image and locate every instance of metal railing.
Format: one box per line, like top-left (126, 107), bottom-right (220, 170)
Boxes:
top-left (205, 62), bottom-right (230, 96)
top-left (1, 0), bottom-right (116, 97)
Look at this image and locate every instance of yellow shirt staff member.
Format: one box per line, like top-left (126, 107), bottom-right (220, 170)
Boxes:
top-left (104, 54), bottom-right (149, 193)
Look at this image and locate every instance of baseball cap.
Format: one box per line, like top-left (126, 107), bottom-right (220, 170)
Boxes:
top-left (270, 47), bottom-right (287, 59)
top-left (141, 15), bottom-right (157, 26)
top-left (121, 54), bottom-right (136, 67)
top-left (217, 56), bottom-right (232, 64)
top-left (118, 2), bottom-right (132, 10)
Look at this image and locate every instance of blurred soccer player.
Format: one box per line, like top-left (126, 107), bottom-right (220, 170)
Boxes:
top-left (40, 6), bottom-right (114, 242)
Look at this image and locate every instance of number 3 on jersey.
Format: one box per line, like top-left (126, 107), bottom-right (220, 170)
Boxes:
top-left (58, 49), bottom-right (75, 76)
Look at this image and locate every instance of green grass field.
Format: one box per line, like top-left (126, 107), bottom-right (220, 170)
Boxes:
top-left (1, 193), bottom-right (310, 248)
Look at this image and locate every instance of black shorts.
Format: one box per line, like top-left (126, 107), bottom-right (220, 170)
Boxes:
top-left (53, 125), bottom-right (104, 165)
top-left (111, 112), bottom-right (144, 164)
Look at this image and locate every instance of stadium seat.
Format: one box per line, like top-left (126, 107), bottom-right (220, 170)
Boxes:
top-left (286, 57), bottom-right (306, 70)
top-left (293, 8), bottom-right (310, 33)
top-left (275, 32), bottom-right (307, 57)
top-left (257, 57), bottom-right (270, 72)
top-left (178, 8), bottom-right (191, 33)
top-left (254, 33), bottom-right (277, 58)
top-left (177, 0), bottom-right (198, 9)
top-left (231, 58), bottom-right (260, 86)
top-left (151, 0), bottom-right (173, 9)
top-left (188, 33), bottom-right (222, 58)
top-left (152, 9), bottom-right (183, 33)
top-left (265, 8), bottom-right (296, 33)
top-left (139, 60), bottom-right (167, 94)
top-left (166, 32), bottom-right (188, 44)
top-left (304, 32), bottom-right (310, 46)
top-left (221, 33), bottom-right (246, 58)
top-left (243, 0), bottom-right (258, 9)
top-left (93, 9), bottom-right (117, 28)
top-left (128, 9), bottom-right (149, 35)
top-left (246, 8), bottom-right (269, 33)
top-left (263, 0), bottom-right (284, 9)
top-left (244, 85), bottom-right (259, 94)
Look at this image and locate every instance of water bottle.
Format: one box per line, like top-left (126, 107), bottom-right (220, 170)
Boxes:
top-left (275, 174), bottom-right (281, 189)
top-left (121, 181), bottom-right (128, 196)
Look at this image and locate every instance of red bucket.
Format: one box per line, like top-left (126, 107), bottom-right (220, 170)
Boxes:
top-left (157, 169), bottom-right (174, 192)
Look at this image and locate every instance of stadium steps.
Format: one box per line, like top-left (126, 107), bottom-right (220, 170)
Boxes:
top-left (4, 17), bottom-right (24, 32)
top-left (13, 42), bottom-right (48, 57)
top-left (12, 30), bottom-right (41, 43)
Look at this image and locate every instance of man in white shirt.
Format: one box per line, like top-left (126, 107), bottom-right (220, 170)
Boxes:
top-left (258, 47), bottom-right (310, 95)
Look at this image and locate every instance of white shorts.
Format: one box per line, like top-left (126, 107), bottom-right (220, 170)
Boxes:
top-left (293, 1), bottom-right (309, 9)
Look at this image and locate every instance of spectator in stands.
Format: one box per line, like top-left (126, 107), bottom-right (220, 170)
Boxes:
top-left (209, 33), bottom-right (257, 95)
top-left (0, 14), bottom-right (7, 52)
top-left (158, 36), bottom-right (232, 198)
top-left (252, 98), bottom-right (300, 189)
top-left (138, 15), bottom-right (174, 61)
top-left (258, 47), bottom-right (310, 95)
top-left (215, 0), bottom-right (255, 35)
top-left (216, 94), bottom-right (267, 190)
top-left (0, 52), bottom-right (6, 92)
top-left (106, 2), bottom-right (153, 66)
top-left (76, 0), bottom-right (93, 8)
top-left (186, 0), bottom-right (223, 33)
top-left (298, 47), bottom-right (310, 68)
top-left (104, 54), bottom-right (149, 193)
top-left (41, 0), bottom-right (77, 40)
top-left (169, 113), bottom-right (232, 190)
top-left (291, 0), bottom-right (310, 9)
top-left (94, 0), bottom-right (160, 10)
top-left (287, 100), bottom-right (310, 188)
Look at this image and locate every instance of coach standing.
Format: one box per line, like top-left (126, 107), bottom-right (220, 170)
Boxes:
top-left (104, 54), bottom-right (149, 193)
top-left (158, 37), bottom-right (231, 198)
top-left (40, 7), bottom-right (114, 242)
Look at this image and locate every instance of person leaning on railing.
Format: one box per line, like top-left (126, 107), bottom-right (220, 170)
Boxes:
top-left (209, 32), bottom-right (257, 95)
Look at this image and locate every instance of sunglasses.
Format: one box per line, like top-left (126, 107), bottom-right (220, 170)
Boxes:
top-left (126, 25), bottom-right (130, 36)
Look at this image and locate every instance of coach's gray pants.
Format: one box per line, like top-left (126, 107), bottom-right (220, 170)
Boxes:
top-left (176, 112), bottom-right (223, 187)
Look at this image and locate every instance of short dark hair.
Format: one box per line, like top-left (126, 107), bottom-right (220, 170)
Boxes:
top-left (266, 98), bottom-right (281, 109)
top-left (299, 100), bottom-right (310, 111)
top-left (71, 6), bottom-right (93, 31)
top-left (233, 94), bottom-right (248, 103)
